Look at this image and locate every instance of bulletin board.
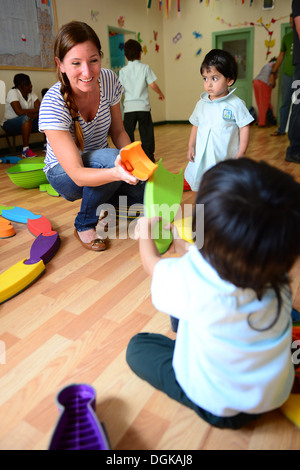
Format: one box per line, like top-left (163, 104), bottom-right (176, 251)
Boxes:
top-left (0, 0), bottom-right (57, 71)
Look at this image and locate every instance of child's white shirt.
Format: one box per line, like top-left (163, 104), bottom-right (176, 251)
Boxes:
top-left (151, 244), bottom-right (294, 417)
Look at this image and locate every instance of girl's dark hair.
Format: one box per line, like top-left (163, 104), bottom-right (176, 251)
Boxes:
top-left (124, 39), bottom-right (142, 61)
top-left (13, 73), bottom-right (31, 89)
top-left (192, 157), bottom-right (300, 331)
top-left (200, 49), bottom-right (238, 84)
top-left (54, 21), bottom-right (103, 151)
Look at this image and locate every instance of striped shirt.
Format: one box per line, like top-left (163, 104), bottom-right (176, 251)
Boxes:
top-left (39, 68), bottom-right (123, 172)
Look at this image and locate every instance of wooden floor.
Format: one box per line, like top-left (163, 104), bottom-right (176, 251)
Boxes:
top-left (0, 124), bottom-right (300, 450)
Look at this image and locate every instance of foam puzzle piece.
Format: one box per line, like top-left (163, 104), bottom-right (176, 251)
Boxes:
top-left (120, 141), bottom-right (158, 181)
top-left (0, 203), bottom-right (60, 305)
top-left (0, 156), bottom-right (22, 164)
top-left (0, 216), bottom-right (15, 238)
top-left (280, 394), bottom-right (300, 428)
top-left (0, 206), bottom-right (41, 224)
top-left (173, 216), bottom-right (194, 244)
top-left (49, 384), bottom-right (110, 450)
top-left (0, 259), bottom-right (45, 304)
top-left (39, 183), bottom-right (59, 197)
top-left (144, 159), bottom-right (183, 253)
top-left (27, 216), bottom-right (53, 237)
top-left (25, 232), bottom-right (60, 265)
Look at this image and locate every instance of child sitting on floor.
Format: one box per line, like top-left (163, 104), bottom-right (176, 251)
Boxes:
top-left (127, 157), bottom-right (300, 429)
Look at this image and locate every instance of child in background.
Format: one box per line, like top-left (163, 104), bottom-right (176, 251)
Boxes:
top-left (119, 39), bottom-right (165, 162)
top-left (184, 49), bottom-right (254, 192)
top-left (127, 157), bottom-right (300, 429)
top-left (253, 57), bottom-right (277, 128)
top-left (2, 73), bottom-right (41, 158)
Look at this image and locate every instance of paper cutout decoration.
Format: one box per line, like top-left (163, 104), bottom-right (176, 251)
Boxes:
top-left (193, 31), bottom-right (203, 39)
top-left (137, 32), bottom-right (143, 43)
top-left (217, 14), bottom-right (288, 59)
top-left (117, 16), bottom-right (125, 27)
top-left (173, 32), bottom-right (182, 43)
top-left (155, 44), bottom-right (159, 53)
top-left (143, 45), bottom-right (148, 55)
top-left (91, 10), bottom-right (99, 21)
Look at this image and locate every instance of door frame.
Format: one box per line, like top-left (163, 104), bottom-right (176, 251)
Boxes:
top-left (212, 28), bottom-right (254, 108)
top-left (277, 21), bottom-right (293, 121)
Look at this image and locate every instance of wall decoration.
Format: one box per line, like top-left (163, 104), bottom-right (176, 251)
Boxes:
top-left (173, 32), bottom-right (182, 43)
top-left (175, 53), bottom-right (182, 60)
top-left (117, 16), bottom-right (125, 27)
top-left (216, 14), bottom-right (289, 59)
top-left (137, 32), bottom-right (143, 43)
top-left (196, 48), bottom-right (202, 56)
top-left (143, 45), bottom-right (148, 55)
top-left (155, 43), bottom-right (160, 52)
top-left (91, 10), bottom-right (99, 22)
top-left (193, 31), bottom-right (203, 39)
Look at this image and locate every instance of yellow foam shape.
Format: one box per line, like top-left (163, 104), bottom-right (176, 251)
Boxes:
top-left (0, 259), bottom-right (45, 304)
top-left (174, 216), bottom-right (194, 244)
top-left (280, 394), bottom-right (300, 428)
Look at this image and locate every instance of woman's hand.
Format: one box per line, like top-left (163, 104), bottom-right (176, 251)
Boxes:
top-left (115, 155), bottom-right (139, 185)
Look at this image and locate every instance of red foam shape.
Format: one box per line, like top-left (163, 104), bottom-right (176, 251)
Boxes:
top-left (183, 178), bottom-right (191, 191)
top-left (27, 216), bottom-right (53, 237)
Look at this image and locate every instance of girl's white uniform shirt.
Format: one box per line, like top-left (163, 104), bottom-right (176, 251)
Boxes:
top-left (184, 89), bottom-right (254, 191)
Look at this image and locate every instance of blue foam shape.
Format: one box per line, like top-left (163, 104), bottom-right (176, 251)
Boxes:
top-left (0, 156), bottom-right (22, 163)
top-left (2, 207), bottom-right (41, 224)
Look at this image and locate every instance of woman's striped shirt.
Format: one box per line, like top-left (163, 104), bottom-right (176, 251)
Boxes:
top-left (39, 68), bottom-right (123, 172)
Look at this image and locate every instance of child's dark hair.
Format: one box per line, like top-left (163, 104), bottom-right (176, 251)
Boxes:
top-left (13, 73), bottom-right (31, 89)
top-left (124, 39), bottom-right (142, 61)
top-left (192, 158), bottom-right (300, 330)
top-left (200, 49), bottom-right (238, 85)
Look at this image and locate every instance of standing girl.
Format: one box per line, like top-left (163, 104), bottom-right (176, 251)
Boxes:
top-left (184, 49), bottom-right (254, 191)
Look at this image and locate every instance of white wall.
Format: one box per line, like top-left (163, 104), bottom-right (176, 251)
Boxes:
top-left (0, 0), bottom-right (292, 150)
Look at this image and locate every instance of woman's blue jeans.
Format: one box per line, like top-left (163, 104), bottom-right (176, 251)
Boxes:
top-left (45, 148), bottom-right (145, 232)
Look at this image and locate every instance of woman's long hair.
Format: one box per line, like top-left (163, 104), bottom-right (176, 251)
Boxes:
top-left (54, 21), bottom-right (103, 151)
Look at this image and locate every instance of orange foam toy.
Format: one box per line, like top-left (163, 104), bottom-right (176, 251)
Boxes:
top-left (0, 216), bottom-right (15, 238)
top-left (120, 141), bottom-right (158, 181)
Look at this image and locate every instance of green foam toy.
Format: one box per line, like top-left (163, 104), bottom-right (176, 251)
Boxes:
top-left (144, 159), bottom-right (183, 254)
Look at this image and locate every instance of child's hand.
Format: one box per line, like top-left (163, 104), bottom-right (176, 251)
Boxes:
top-left (134, 216), bottom-right (161, 240)
top-left (165, 221), bottom-right (190, 255)
top-left (187, 148), bottom-right (195, 162)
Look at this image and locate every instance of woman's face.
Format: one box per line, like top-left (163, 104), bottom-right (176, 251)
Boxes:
top-left (56, 40), bottom-right (101, 96)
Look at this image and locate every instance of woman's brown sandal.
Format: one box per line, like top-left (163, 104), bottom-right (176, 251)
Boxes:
top-left (74, 229), bottom-right (106, 251)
